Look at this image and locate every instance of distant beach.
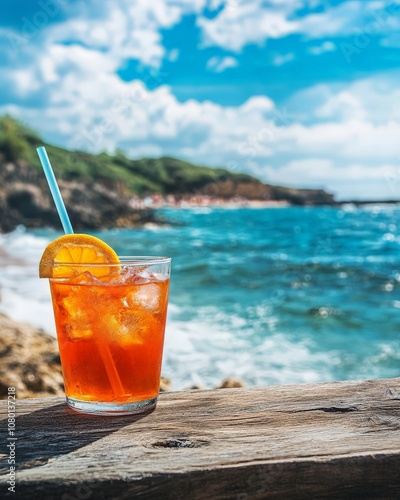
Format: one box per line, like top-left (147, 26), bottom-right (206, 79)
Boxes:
top-left (130, 194), bottom-right (291, 210)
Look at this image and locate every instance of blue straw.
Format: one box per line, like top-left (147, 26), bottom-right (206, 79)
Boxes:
top-left (36, 146), bottom-right (74, 235)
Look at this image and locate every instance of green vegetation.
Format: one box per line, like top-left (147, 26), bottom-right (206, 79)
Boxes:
top-left (0, 115), bottom-right (258, 195)
top-left (0, 116), bottom-right (41, 164)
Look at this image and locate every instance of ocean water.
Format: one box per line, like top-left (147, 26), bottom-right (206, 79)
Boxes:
top-left (1, 205), bottom-right (400, 389)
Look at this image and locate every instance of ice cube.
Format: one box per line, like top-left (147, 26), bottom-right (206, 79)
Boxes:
top-left (126, 283), bottom-right (161, 310)
top-left (118, 266), bottom-right (148, 285)
top-left (61, 294), bottom-right (94, 341)
top-left (96, 267), bottom-right (121, 284)
top-left (65, 322), bottom-right (93, 341)
top-left (100, 310), bottom-right (146, 346)
top-left (68, 271), bottom-right (101, 285)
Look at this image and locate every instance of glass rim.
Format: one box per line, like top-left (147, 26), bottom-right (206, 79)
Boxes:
top-left (51, 256), bottom-right (171, 268)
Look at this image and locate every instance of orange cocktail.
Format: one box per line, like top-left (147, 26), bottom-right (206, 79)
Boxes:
top-left (49, 257), bottom-right (171, 415)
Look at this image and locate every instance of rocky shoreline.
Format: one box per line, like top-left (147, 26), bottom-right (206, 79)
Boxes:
top-left (0, 160), bottom-right (162, 234)
top-left (0, 313), bottom-right (245, 399)
top-left (0, 157), bottom-right (338, 234)
top-left (0, 313), bottom-right (64, 399)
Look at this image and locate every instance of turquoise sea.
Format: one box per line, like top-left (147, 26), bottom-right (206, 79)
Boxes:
top-left (1, 205), bottom-right (399, 389)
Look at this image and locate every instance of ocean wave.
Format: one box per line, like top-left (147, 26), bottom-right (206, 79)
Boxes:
top-left (162, 318), bottom-right (336, 389)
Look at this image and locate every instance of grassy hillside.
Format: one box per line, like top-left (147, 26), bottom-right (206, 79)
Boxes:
top-left (0, 115), bottom-right (260, 196)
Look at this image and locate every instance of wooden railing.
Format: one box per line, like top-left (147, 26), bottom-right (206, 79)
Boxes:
top-left (1, 377), bottom-right (399, 499)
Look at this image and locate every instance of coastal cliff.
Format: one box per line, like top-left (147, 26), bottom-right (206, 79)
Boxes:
top-left (0, 115), bottom-right (336, 233)
top-left (0, 160), bottom-right (157, 233)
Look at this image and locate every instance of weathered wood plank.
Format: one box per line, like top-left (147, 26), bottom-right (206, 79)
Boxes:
top-left (1, 378), bottom-right (399, 499)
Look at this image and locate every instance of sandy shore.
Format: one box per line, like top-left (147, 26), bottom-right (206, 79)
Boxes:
top-left (131, 195), bottom-right (291, 210)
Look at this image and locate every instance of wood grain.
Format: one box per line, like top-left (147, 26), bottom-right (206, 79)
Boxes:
top-left (0, 378), bottom-right (399, 499)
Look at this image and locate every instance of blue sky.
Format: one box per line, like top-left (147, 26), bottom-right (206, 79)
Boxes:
top-left (1, 0), bottom-right (400, 199)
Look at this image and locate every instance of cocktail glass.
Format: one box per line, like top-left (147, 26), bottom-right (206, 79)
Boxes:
top-left (48, 256), bottom-right (171, 415)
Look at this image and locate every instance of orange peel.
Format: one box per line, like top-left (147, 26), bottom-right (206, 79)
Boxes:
top-left (39, 234), bottom-right (119, 279)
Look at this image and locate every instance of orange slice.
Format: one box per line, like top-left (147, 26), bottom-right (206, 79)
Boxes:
top-left (39, 234), bottom-right (119, 279)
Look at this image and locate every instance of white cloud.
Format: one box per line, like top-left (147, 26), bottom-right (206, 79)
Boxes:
top-left (197, 0), bottom-right (400, 52)
top-left (380, 31), bottom-right (400, 48)
top-left (198, 2), bottom-right (298, 52)
top-left (167, 48), bottom-right (180, 62)
top-left (296, 75), bottom-right (400, 124)
top-left (309, 41), bottom-right (336, 55)
top-left (207, 56), bottom-right (238, 72)
top-left (15, 0), bottom-right (209, 69)
top-left (272, 52), bottom-right (295, 66)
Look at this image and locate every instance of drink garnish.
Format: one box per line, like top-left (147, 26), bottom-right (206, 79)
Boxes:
top-left (39, 234), bottom-right (119, 279)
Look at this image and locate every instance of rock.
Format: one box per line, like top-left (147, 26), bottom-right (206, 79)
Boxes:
top-left (0, 161), bottom-right (160, 233)
top-left (200, 178), bottom-right (335, 205)
top-left (270, 186), bottom-right (336, 206)
top-left (160, 376), bottom-right (171, 392)
top-left (216, 377), bottom-right (246, 389)
top-left (0, 313), bottom-right (65, 399)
